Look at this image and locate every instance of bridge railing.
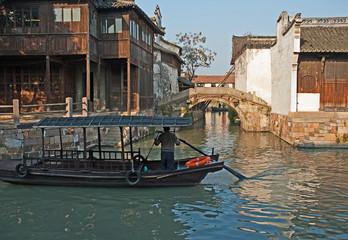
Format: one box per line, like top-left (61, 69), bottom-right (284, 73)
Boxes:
top-left (157, 89), bottom-right (190, 106)
top-left (189, 87), bottom-right (269, 106)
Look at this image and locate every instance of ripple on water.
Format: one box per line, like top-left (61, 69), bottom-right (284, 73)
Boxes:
top-left (1, 112), bottom-right (348, 240)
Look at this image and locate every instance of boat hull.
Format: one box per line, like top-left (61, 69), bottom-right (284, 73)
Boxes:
top-left (0, 159), bottom-right (224, 187)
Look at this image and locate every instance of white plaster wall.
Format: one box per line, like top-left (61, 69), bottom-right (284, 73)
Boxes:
top-left (297, 93), bottom-right (320, 111)
top-left (235, 48), bottom-right (272, 104)
top-left (163, 64), bottom-right (179, 94)
top-left (234, 51), bottom-right (247, 93)
top-left (159, 41), bottom-right (181, 55)
top-left (246, 48), bottom-right (272, 103)
top-left (153, 50), bottom-right (162, 100)
top-left (271, 20), bottom-right (298, 115)
top-left (153, 49), bottom-right (179, 102)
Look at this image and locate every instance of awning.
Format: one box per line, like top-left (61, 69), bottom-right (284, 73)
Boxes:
top-left (33, 116), bottom-right (192, 128)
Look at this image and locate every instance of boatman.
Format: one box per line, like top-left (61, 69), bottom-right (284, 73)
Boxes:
top-left (154, 127), bottom-right (180, 170)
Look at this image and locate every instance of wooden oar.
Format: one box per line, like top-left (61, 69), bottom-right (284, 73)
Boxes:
top-left (178, 138), bottom-right (247, 180)
top-left (222, 165), bottom-right (247, 179)
top-left (179, 138), bottom-right (208, 156)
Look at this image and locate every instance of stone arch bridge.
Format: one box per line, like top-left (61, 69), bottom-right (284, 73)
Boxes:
top-left (157, 87), bottom-right (271, 131)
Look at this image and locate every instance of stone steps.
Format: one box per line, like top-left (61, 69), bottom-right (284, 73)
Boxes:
top-left (293, 116), bottom-right (348, 147)
top-left (101, 127), bottom-right (122, 147)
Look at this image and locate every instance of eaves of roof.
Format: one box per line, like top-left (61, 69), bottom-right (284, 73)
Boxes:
top-left (96, 1), bottom-right (164, 35)
top-left (154, 43), bottom-right (184, 64)
top-left (231, 36), bottom-right (276, 64)
top-left (300, 25), bottom-right (348, 53)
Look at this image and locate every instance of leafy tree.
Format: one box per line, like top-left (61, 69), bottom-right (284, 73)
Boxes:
top-left (176, 32), bottom-right (217, 81)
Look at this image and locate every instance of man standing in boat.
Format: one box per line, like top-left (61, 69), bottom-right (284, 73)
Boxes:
top-left (154, 127), bottom-right (180, 170)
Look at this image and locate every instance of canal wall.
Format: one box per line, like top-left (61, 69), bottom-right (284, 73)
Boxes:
top-left (0, 124), bottom-right (100, 160)
top-left (271, 112), bottom-right (348, 148)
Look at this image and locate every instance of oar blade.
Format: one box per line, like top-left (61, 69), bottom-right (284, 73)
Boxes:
top-left (223, 165), bottom-right (247, 180)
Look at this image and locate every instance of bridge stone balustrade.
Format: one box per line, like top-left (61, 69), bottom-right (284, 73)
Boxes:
top-left (157, 87), bottom-right (271, 132)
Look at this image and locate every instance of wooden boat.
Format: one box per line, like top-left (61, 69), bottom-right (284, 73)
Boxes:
top-left (0, 116), bottom-right (224, 187)
top-left (211, 107), bottom-right (228, 112)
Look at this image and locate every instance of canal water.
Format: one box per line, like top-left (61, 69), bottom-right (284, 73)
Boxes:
top-left (0, 112), bottom-right (347, 240)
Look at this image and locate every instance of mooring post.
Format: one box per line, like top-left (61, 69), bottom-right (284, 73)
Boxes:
top-left (65, 97), bottom-right (73, 117)
top-left (13, 99), bottom-right (20, 124)
top-left (82, 97), bottom-right (89, 117)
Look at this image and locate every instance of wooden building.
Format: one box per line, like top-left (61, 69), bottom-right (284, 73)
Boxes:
top-left (298, 17), bottom-right (348, 111)
top-left (0, 0), bottom-right (163, 114)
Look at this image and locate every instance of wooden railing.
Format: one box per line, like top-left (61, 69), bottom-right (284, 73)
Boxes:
top-left (0, 97), bottom-right (89, 124)
top-left (24, 149), bottom-right (141, 172)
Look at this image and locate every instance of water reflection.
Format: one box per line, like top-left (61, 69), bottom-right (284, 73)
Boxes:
top-left (0, 112), bottom-right (347, 240)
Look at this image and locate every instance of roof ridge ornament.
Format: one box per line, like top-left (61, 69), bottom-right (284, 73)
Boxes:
top-left (302, 17), bottom-right (348, 26)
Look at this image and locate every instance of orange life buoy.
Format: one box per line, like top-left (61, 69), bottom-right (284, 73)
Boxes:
top-left (185, 156), bottom-right (212, 168)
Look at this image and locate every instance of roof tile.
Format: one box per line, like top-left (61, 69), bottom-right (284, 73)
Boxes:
top-left (301, 26), bottom-right (348, 53)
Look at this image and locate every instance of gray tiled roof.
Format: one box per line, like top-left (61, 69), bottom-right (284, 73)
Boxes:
top-left (96, 0), bottom-right (135, 9)
top-left (34, 116), bottom-right (192, 128)
top-left (95, 0), bottom-right (164, 35)
top-left (300, 26), bottom-right (348, 53)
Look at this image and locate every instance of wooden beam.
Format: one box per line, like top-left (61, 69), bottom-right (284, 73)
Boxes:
top-left (97, 57), bottom-right (101, 110)
top-left (86, 54), bottom-right (90, 103)
top-left (120, 127), bottom-right (125, 161)
top-left (41, 128), bottom-right (45, 159)
top-left (83, 127), bottom-right (87, 159)
top-left (127, 58), bottom-right (131, 115)
top-left (98, 127), bottom-right (102, 160)
top-left (45, 55), bottom-right (50, 103)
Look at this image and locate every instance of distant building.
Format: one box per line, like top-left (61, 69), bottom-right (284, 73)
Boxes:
top-left (0, 0), bottom-right (163, 114)
top-left (192, 75), bottom-right (235, 88)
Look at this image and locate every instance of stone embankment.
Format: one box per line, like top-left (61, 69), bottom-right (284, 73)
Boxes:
top-left (0, 124), bottom-right (100, 160)
top-left (271, 112), bottom-right (348, 148)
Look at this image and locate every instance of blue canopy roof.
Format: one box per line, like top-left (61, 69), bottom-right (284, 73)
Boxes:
top-left (34, 116), bottom-right (192, 128)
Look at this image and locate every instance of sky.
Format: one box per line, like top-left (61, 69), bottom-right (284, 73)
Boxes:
top-left (136, 0), bottom-right (348, 76)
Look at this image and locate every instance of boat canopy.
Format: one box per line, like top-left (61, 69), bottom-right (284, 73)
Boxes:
top-left (33, 116), bottom-right (192, 128)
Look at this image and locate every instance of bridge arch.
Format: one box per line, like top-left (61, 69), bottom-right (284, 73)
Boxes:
top-left (181, 97), bottom-right (247, 127)
top-left (157, 87), bottom-right (271, 131)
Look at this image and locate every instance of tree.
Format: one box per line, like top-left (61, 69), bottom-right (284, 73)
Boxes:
top-left (176, 32), bottom-right (217, 81)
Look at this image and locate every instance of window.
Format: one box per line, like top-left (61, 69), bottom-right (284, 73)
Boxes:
top-left (54, 7), bottom-right (81, 23)
top-left (0, 12), bottom-right (6, 28)
top-left (101, 18), bottom-right (122, 34)
top-left (72, 8), bottom-right (80, 22)
top-left (63, 8), bottom-right (71, 22)
top-left (142, 27), bottom-right (152, 45)
top-left (7, 10), bottom-right (15, 28)
top-left (54, 8), bottom-right (62, 22)
top-left (116, 18), bottom-right (122, 33)
top-left (0, 7), bottom-right (40, 29)
top-left (130, 19), bottom-right (138, 39)
top-left (31, 8), bottom-right (39, 27)
top-left (89, 11), bottom-right (97, 35)
top-left (15, 10), bottom-right (22, 27)
top-left (23, 8), bottom-right (31, 27)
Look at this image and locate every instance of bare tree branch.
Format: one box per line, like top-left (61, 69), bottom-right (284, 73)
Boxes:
top-left (176, 32), bottom-right (217, 81)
